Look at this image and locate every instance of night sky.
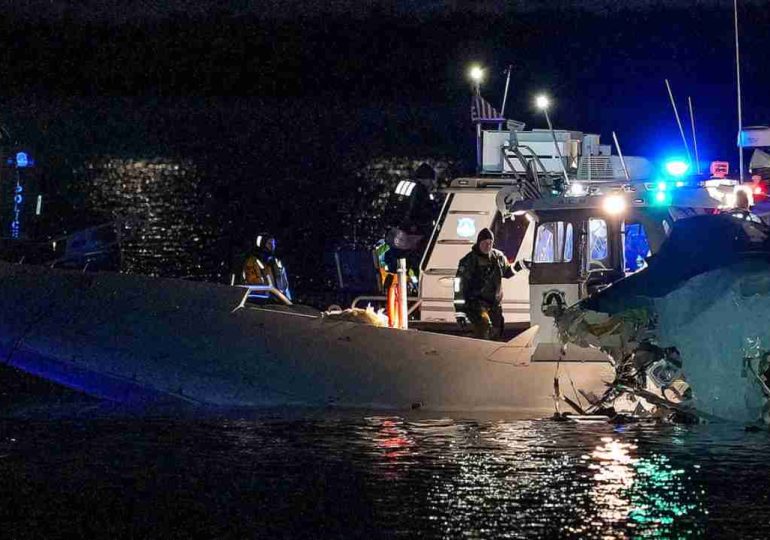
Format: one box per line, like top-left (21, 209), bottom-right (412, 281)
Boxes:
top-left (1, 0), bottom-right (769, 290)
top-left (3, 1), bottom-right (768, 158)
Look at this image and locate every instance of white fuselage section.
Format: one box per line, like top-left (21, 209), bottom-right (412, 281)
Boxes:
top-left (0, 262), bottom-right (612, 413)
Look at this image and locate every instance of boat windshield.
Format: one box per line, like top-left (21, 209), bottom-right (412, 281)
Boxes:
top-left (624, 222), bottom-right (651, 272)
top-left (588, 218), bottom-right (609, 269)
top-left (534, 221), bottom-right (573, 263)
top-left (491, 212), bottom-right (529, 262)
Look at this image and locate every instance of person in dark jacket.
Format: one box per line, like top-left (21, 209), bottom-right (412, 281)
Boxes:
top-left (455, 227), bottom-right (515, 340)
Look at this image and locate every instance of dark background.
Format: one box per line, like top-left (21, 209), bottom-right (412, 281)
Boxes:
top-left (0, 0), bottom-right (767, 295)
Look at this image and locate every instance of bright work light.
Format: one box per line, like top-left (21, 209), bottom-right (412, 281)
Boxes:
top-left (468, 65), bottom-right (484, 83)
top-left (603, 194), bottom-right (626, 215)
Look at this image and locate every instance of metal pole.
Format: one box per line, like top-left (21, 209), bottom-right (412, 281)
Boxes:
top-left (397, 258), bottom-right (408, 330)
top-left (612, 131), bottom-right (631, 181)
top-left (499, 65), bottom-right (512, 130)
top-left (473, 80), bottom-right (482, 172)
top-left (334, 251), bottom-right (345, 290)
top-left (543, 108), bottom-right (570, 187)
top-left (664, 79), bottom-right (692, 164)
top-left (734, 0), bottom-right (744, 182)
top-left (476, 122), bottom-right (482, 173)
top-left (688, 97), bottom-right (701, 174)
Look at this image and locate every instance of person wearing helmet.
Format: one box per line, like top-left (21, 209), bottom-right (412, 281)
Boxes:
top-left (375, 226), bottom-right (423, 327)
top-left (243, 235), bottom-right (292, 301)
top-left (455, 227), bottom-right (515, 340)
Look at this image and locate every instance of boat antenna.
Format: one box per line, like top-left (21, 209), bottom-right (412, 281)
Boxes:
top-left (664, 79), bottom-right (692, 165)
top-left (499, 64), bottom-right (513, 130)
top-left (688, 96), bottom-right (701, 174)
top-left (734, 0), bottom-right (744, 182)
top-left (612, 131), bottom-right (631, 181)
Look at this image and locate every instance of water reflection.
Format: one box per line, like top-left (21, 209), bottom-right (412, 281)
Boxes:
top-left (371, 417), bottom-right (414, 460)
top-left (0, 414), bottom-right (743, 539)
top-left (353, 418), bottom-right (707, 538)
top-left (588, 437), bottom-right (639, 526)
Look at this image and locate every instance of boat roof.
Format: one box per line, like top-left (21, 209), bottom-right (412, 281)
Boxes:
top-left (510, 184), bottom-right (726, 214)
top-left (441, 176), bottom-right (522, 192)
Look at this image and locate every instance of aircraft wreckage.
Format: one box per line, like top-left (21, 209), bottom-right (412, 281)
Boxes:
top-left (554, 211), bottom-right (770, 424)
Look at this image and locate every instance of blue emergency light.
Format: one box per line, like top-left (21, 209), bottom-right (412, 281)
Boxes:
top-left (654, 191), bottom-right (671, 205)
top-left (664, 160), bottom-right (689, 177)
top-left (7, 151), bottom-right (33, 168)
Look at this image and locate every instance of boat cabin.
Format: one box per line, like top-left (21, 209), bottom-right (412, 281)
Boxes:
top-left (416, 124), bottom-right (654, 330)
top-left (508, 183), bottom-right (727, 359)
top-left (416, 172), bottom-right (731, 361)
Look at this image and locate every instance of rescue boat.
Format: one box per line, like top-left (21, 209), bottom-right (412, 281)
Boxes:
top-left (0, 113), bottom-right (748, 415)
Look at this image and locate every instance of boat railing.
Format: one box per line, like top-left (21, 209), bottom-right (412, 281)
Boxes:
top-left (49, 248), bottom-right (117, 271)
top-left (237, 284), bottom-right (293, 306)
top-left (350, 295), bottom-right (422, 315)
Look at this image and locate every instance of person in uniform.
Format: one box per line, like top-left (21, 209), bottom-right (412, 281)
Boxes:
top-left (455, 227), bottom-right (515, 340)
top-left (375, 227), bottom-right (420, 327)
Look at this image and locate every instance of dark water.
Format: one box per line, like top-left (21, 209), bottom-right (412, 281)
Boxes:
top-left (2, 406), bottom-right (770, 540)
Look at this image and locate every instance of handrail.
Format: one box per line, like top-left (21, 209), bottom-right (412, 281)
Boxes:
top-left (50, 247), bottom-right (117, 268)
top-left (350, 295), bottom-right (422, 315)
top-left (238, 284), bottom-right (293, 306)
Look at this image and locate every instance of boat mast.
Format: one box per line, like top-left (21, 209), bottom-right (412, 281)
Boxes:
top-left (688, 97), bottom-right (701, 174)
top-left (664, 79), bottom-right (692, 165)
top-left (734, 0), bottom-right (744, 182)
top-left (499, 65), bottom-right (512, 131)
top-left (535, 95), bottom-right (570, 188)
top-left (612, 131), bottom-right (631, 181)
top-left (469, 65), bottom-right (484, 174)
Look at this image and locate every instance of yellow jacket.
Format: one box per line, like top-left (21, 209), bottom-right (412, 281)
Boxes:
top-left (243, 255), bottom-right (274, 286)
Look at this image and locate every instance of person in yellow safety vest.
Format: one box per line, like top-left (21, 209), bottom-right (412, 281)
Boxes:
top-left (375, 228), bottom-right (420, 327)
top-left (242, 235), bottom-right (292, 301)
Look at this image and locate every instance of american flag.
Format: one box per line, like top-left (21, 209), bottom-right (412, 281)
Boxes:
top-left (471, 95), bottom-right (505, 123)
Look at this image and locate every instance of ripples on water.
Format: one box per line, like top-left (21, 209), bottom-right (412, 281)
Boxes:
top-left (1, 409), bottom-right (769, 539)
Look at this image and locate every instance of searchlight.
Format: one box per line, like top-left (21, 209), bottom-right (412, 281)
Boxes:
top-left (535, 95), bottom-right (550, 110)
top-left (468, 65), bottom-right (484, 84)
top-left (603, 194), bottom-right (627, 215)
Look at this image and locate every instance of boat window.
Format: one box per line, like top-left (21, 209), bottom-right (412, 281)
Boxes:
top-left (624, 223), bottom-right (651, 272)
top-left (534, 221), bottom-right (573, 263)
top-left (491, 212), bottom-right (529, 261)
top-left (588, 219), bottom-right (608, 268)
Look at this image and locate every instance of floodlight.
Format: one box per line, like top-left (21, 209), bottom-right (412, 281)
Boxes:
top-left (468, 65), bottom-right (484, 83)
top-left (602, 194), bottom-right (626, 215)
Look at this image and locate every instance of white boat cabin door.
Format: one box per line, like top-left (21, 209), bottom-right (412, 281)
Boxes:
top-left (528, 211), bottom-right (623, 362)
top-left (418, 191), bottom-right (533, 324)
